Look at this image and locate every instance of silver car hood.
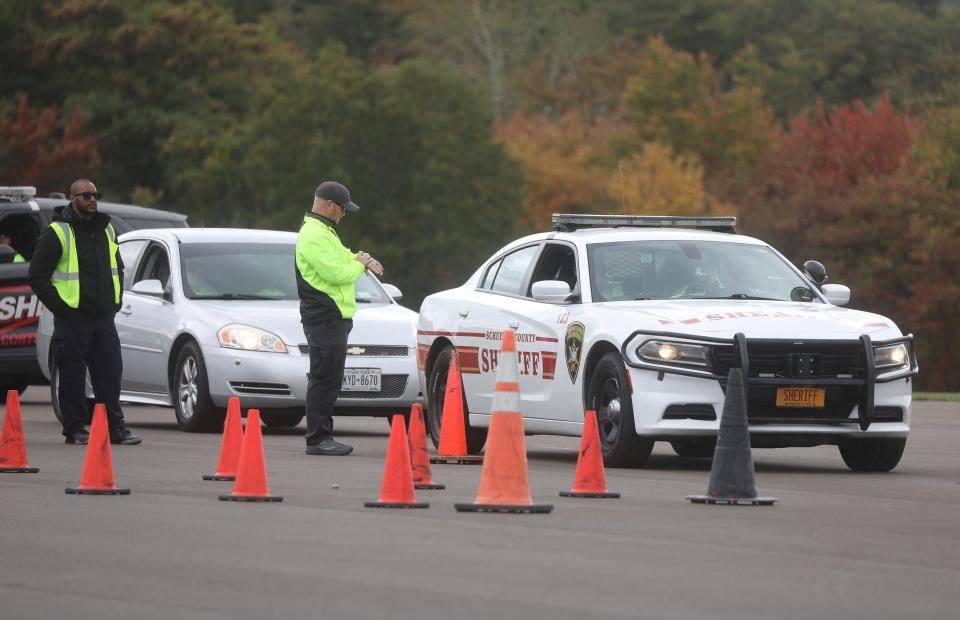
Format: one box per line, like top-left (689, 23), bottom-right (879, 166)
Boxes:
top-left (189, 300), bottom-right (418, 346)
top-left (595, 299), bottom-right (902, 340)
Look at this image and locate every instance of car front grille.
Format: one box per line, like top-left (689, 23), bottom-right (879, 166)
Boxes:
top-left (338, 374), bottom-right (408, 399)
top-left (228, 381), bottom-right (293, 397)
top-left (714, 340), bottom-right (869, 426)
top-left (298, 344), bottom-right (409, 357)
top-left (714, 341), bottom-right (864, 379)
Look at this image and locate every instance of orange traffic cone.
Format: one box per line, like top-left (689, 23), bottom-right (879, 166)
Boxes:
top-left (408, 403), bottom-right (444, 490)
top-left (65, 404), bottom-right (129, 495)
top-left (203, 397), bottom-right (243, 481)
top-left (0, 390), bottom-right (39, 473)
top-left (431, 351), bottom-right (483, 465)
top-left (455, 330), bottom-right (553, 514)
top-left (219, 409), bottom-right (282, 502)
top-left (560, 410), bottom-right (619, 498)
top-left (366, 414), bottom-right (429, 508)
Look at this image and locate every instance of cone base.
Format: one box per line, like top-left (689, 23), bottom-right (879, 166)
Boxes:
top-left (1, 466), bottom-right (39, 473)
top-left (66, 487), bottom-right (130, 495)
top-left (455, 502), bottom-right (553, 513)
top-left (414, 482), bottom-right (446, 490)
top-left (219, 494), bottom-right (283, 502)
top-left (687, 494), bottom-right (777, 506)
top-left (364, 501), bottom-right (429, 509)
top-left (560, 490), bottom-right (620, 498)
top-left (202, 474), bottom-right (236, 481)
top-left (430, 455), bottom-right (483, 465)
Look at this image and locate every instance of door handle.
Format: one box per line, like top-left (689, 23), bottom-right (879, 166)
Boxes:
top-left (119, 305), bottom-right (133, 315)
top-left (508, 320), bottom-right (519, 329)
top-left (458, 308), bottom-right (470, 318)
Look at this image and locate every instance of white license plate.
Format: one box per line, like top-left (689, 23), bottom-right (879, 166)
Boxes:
top-left (341, 368), bottom-right (381, 392)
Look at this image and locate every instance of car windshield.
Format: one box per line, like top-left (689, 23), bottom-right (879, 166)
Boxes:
top-left (587, 240), bottom-right (819, 302)
top-left (179, 242), bottom-right (390, 303)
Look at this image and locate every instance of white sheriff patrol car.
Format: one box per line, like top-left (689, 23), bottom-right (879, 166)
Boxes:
top-left (417, 214), bottom-right (917, 471)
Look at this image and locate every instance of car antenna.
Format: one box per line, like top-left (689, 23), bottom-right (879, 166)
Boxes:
top-left (618, 161), bottom-right (627, 215)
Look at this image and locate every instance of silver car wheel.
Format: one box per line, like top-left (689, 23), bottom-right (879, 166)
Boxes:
top-left (177, 356), bottom-right (199, 421)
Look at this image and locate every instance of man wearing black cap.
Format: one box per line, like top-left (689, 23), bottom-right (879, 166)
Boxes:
top-left (296, 181), bottom-right (383, 456)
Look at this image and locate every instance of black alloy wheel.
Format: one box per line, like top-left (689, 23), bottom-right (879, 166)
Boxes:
top-left (425, 346), bottom-right (486, 454)
top-left (586, 352), bottom-right (654, 468)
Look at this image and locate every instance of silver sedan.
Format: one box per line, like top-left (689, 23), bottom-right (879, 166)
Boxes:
top-left (37, 228), bottom-right (421, 431)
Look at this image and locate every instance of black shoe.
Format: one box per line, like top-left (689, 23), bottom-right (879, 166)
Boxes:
top-left (64, 431), bottom-right (89, 445)
top-left (110, 428), bottom-right (142, 445)
top-left (305, 437), bottom-right (353, 456)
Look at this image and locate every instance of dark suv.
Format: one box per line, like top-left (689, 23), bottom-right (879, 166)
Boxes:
top-left (0, 186), bottom-right (188, 401)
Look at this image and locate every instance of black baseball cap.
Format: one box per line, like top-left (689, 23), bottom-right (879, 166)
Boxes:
top-left (315, 181), bottom-right (359, 213)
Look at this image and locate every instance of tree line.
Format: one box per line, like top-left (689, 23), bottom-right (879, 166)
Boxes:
top-left (2, 0), bottom-right (959, 389)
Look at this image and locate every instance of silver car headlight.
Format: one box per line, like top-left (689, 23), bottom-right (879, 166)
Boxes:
top-left (218, 324), bottom-right (287, 353)
top-left (637, 340), bottom-right (710, 367)
top-left (874, 343), bottom-right (908, 369)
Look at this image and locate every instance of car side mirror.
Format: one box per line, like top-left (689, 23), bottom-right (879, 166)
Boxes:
top-left (131, 279), bottom-right (165, 298)
top-left (803, 260), bottom-right (827, 285)
top-left (381, 283), bottom-right (402, 302)
top-left (820, 284), bottom-right (850, 306)
top-left (531, 280), bottom-right (572, 302)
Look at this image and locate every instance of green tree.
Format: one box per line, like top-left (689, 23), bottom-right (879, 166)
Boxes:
top-left (621, 37), bottom-right (777, 192)
top-left (3, 0), bottom-right (293, 202)
top-left (169, 46), bottom-right (522, 306)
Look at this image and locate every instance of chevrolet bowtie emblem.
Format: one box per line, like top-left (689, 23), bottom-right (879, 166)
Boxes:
top-left (346, 346), bottom-right (367, 356)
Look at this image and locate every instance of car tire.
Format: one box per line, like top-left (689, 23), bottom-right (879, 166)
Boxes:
top-left (425, 346), bottom-right (486, 454)
top-left (586, 352), bottom-right (654, 468)
top-left (260, 412), bottom-right (304, 428)
top-left (838, 437), bottom-right (906, 472)
top-left (0, 383), bottom-right (27, 404)
top-left (172, 341), bottom-right (223, 433)
top-left (49, 363), bottom-right (94, 426)
top-left (670, 437), bottom-right (716, 458)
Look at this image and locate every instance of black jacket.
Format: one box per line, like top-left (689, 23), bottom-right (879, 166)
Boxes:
top-left (28, 205), bottom-right (124, 317)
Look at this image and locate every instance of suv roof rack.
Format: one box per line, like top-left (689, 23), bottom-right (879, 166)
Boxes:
top-left (552, 213), bottom-right (736, 234)
top-left (0, 186), bottom-right (37, 202)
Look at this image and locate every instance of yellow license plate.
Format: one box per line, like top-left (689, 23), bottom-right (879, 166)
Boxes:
top-left (776, 387), bottom-right (825, 408)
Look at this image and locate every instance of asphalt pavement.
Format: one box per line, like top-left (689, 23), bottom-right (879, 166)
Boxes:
top-left (2, 387), bottom-right (959, 620)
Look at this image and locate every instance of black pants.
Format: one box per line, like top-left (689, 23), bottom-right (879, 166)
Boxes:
top-left (303, 319), bottom-right (352, 445)
top-left (53, 311), bottom-right (126, 437)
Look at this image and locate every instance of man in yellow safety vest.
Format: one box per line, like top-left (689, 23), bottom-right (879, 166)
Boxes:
top-left (296, 181), bottom-right (383, 456)
top-left (27, 179), bottom-right (141, 445)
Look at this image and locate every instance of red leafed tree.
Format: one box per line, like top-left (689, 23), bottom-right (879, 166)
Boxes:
top-left (739, 92), bottom-right (960, 390)
top-left (0, 95), bottom-right (101, 194)
top-left (741, 91), bottom-right (914, 259)
top-left (763, 92), bottom-right (911, 198)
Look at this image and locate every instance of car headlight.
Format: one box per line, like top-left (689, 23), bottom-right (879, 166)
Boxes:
top-left (874, 343), bottom-right (908, 369)
top-left (218, 324), bottom-right (287, 353)
top-left (637, 340), bottom-right (710, 367)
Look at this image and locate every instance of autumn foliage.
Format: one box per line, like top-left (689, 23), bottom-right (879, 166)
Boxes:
top-left (0, 95), bottom-right (101, 195)
top-left (739, 92), bottom-right (959, 389)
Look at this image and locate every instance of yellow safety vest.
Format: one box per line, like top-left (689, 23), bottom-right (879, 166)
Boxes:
top-left (49, 221), bottom-right (121, 308)
top-left (295, 215), bottom-right (364, 319)
top-left (12, 253), bottom-right (24, 263)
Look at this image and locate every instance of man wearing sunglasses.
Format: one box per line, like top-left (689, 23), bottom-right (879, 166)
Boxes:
top-left (296, 181), bottom-right (383, 456)
top-left (27, 179), bottom-right (141, 446)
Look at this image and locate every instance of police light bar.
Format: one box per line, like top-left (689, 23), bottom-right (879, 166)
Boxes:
top-left (552, 213), bottom-right (736, 233)
top-left (0, 186), bottom-right (37, 201)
